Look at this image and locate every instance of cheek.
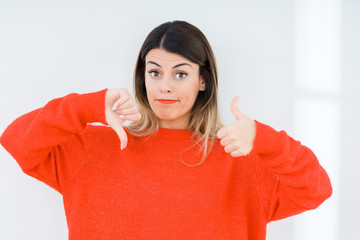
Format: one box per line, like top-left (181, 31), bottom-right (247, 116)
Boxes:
top-left (182, 88), bottom-right (199, 108)
top-left (144, 80), bottom-right (157, 111)
top-left (144, 80), bottom-right (155, 99)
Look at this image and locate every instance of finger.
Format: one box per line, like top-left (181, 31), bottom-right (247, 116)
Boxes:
top-left (216, 126), bottom-right (228, 139)
top-left (230, 150), bottom-right (247, 157)
top-left (116, 107), bottom-right (139, 115)
top-left (112, 124), bottom-right (128, 150)
top-left (116, 100), bottom-right (136, 111)
top-left (111, 94), bottom-right (130, 110)
top-left (224, 142), bottom-right (240, 153)
top-left (108, 111), bottom-right (128, 149)
top-left (120, 113), bottom-right (142, 122)
top-left (220, 136), bottom-right (233, 147)
top-left (230, 96), bottom-right (245, 120)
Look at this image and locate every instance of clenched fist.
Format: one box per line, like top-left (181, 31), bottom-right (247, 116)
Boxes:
top-left (217, 96), bottom-right (256, 157)
top-left (105, 88), bottom-right (141, 150)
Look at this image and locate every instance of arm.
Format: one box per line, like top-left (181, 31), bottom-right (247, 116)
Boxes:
top-left (250, 120), bottom-right (332, 222)
top-left (0, 89), bottom-right (108, 193)
top-left (217, 97), bottom-right (332, 221)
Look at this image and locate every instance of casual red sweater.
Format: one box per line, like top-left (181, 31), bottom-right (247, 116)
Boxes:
top-left (0, 88), bottom-right (332, 240)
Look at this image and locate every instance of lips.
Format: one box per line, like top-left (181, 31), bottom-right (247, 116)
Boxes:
top-left (156, 99), bottom-right (178, 104)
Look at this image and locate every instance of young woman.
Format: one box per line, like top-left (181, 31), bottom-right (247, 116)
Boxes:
top-left (0, 20), bottom-right (332, 240)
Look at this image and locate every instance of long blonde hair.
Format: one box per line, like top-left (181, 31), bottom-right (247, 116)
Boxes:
top-left (127, 20), bottom-right (223, 166)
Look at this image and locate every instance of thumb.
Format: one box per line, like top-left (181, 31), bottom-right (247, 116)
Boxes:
top-left (112, 122), bottom-right (128, 150)
top-left (230, 96), bottom-right (244, 120)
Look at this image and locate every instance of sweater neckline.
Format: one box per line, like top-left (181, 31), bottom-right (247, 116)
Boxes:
top-left (151, 128), bottom-right (194, 139)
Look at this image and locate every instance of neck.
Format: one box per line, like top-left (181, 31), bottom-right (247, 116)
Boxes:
top-left (159, 117), bottom-right (189, 129)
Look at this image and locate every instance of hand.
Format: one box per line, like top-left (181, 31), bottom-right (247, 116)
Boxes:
top-left (217, 96), bottom-right (256, 157)
top-left (105, 88), bottom-right (141, 150)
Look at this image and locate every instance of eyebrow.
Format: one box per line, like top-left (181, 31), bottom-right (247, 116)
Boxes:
top-left (147, 61), bottom-right (192, 69)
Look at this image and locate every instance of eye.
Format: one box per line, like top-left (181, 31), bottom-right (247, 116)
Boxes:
top-left (176, 72), bottom-right (187, 79)
top-left (148, 70), bottom-right (160, 78)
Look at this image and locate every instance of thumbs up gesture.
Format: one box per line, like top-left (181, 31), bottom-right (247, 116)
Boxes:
top-left (217, 96), bottom-right (256, 157)
top-left (105, 88), bottom-right (141, 150)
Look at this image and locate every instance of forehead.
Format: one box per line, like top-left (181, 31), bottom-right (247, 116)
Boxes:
top-left (145, 48), bottom-right (194, 65)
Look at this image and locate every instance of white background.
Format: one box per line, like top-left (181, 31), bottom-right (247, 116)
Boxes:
top-left (0, 0), bottom-right (358, 239)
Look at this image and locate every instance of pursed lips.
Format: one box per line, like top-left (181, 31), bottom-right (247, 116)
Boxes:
top-left (156, 99), bottom-right (178, 104)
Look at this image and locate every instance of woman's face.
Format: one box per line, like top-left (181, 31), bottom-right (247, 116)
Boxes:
top-left (145, 48), bottom-right (205, 129)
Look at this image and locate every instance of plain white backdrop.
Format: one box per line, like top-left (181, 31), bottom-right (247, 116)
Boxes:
top-left (0, 0), bottom-right (358, 239)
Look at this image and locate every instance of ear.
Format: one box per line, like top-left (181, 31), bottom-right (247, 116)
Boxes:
top-left (200, 76), bottom-right (206, 88)
top-left (199, 76), bottom-right (206, 92)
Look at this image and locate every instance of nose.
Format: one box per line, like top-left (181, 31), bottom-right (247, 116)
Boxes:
top-left (159, 79), bottom-right (173, 93)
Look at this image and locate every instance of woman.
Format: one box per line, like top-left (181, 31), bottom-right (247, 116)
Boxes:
top-left (0, 20), bottom-right (332, 240)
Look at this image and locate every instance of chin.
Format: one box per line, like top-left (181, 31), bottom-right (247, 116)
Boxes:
top-left (152, 109), bottom-right (175, 119)
top-left (156, 114), bottom-right (176, 121)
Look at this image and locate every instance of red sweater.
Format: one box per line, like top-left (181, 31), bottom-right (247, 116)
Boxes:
top-left (0, 89), bottom-right (332, 240)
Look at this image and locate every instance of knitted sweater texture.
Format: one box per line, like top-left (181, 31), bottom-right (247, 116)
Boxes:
top-left (0, 89), bottom-right (332, 240)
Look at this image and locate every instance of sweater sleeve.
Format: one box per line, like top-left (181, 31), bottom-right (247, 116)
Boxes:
top-left (0, 88), bottom-right (108, 194)
top-left (250, 120), bottom-right (332, 222)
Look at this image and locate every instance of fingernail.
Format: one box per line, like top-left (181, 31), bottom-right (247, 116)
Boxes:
top-left (111, 105), bottom-right (117, 110)
top-left (119, 115), bottom-right (125, 119)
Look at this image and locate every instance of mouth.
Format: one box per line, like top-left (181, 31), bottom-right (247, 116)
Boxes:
top-left (156, 99), bottom-right (178, 104)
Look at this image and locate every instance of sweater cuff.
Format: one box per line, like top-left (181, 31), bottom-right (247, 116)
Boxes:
top-left (249, 120), bottom-right (285, 156)
top-left (74, 88), bottom-right (108, 125)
